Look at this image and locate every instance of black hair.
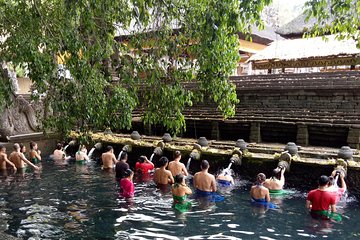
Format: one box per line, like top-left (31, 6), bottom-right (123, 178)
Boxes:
top-left (200, 160), bottom-right (209, 170)
top-left (124, 169), bottom-right (133, 178)
top-left (0, 145), bottom-right (4, 151)
top-left (257, 173), bottom-right (266, 183)
top-left (139, 155), bottom-right (146, 163)
top-left (120, 152), bottom-right (128, 160)
top-left (318, 175), bottom-right (329, 186)
top-left (174, 174), bottom-right (184, 184)
top-left (328, 176), bottom-right (335, 186)
top-left (30, 141), bottom-right (37, 150)
top-left (20, 143), bottom-right (26, 152)
top-left (173, 150), bottom-right (181, 158)
top-left (56, 143), bottom-right (63, 150)
top-left (106, 146), bottom-right (113, 152)
top-left (159, 156), bottom-right (169, 167)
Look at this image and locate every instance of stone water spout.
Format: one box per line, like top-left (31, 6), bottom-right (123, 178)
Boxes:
top-left (275, 142), bottom-right (300, 172)
top-left (229, 148), bottom-right (243, 168)
top-left (88, 142), bottom-right (102, 159)
top-left (118, 144), bottom-right (132, 160)
top-left (334, 158), bottom-right (348, 178)
top-left (337, 146), bottom-right (353, 161)
top-left (186, 143), bottom-right (202, 170)
top-left (150, 141), bottom-right (165, 162)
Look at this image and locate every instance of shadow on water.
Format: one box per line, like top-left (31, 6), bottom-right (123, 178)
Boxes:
top-left (0, 158), bottom-right (358, 239)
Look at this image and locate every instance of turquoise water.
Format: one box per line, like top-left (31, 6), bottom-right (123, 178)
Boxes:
top-left (0, 159), bottom-right (359, 239)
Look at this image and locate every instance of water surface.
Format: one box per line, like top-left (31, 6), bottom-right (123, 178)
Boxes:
top-left (0, 159), bottom-right (359, 239)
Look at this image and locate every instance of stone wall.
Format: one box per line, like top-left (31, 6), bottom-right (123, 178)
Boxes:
top-left (131, 71), bottom-right (360, 148)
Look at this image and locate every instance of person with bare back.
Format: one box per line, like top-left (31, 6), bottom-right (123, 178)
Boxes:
top-left (0, 145), bottom-right (17, 172)
top-left (9, 143), bottom-right (39, 171)
top-left (168, 151), bottom-right (188, 177)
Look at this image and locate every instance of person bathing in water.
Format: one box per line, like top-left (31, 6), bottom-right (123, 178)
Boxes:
top-left (115, 152), bottom-right (129, 180)
top-left (263, 166), bottom-right (286, 194)
top-left (306, 175), bottom-right (338, 221)
top-left (53, 143), bottom-right (67, 160)
top-left (250, 173), bottom-right (270, 203)
top-left (101, 146), bottom-right (118, 170)
top-left (9, 143), bottom-right (39, 171)
top-left (327, 170), bottom-right (347, 204)
top-left (193, 160), bottom-right (217, 194)
top-left (168, 151), bottom-right (188, 177)
top-left (76, 145), bottom-right (89, 163)
top-left (172, 174), bottom-right (192, 212)
top-left (29, 141), bottom-right (42, 164)
top-left (154, 157), bottom-right (174, 186)
top-left (216, 169), bottom-right (235, 186)
top-left (135, 155), bottom-right (154, 174)
top-left (0, 145), bottom-right (17, 172)
top-left (119, 169), bottom-right (134, 198)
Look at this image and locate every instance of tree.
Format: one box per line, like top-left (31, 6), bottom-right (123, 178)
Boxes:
top-left (304, 0), bottom-right (360, 47)
top-left (0, 0), bottom-right (271, 138)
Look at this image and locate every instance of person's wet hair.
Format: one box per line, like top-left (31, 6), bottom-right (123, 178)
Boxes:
top-left (174, 174), bottom-right (184, 184)
top-left (30, 141), bottom-right (37, 150)
top-left (139, 155), bottom-right (146, 163)
top-left (0, 145), bottom-right (4, 151)
top-left (106, 146), bottom-right (113, 152)
top-left (173, 151), bottom-right (181, 158)
top-left (20, 143), bottom-right (26, 152)
top-left (124, 169), bottom-right (133, 178)
top-left (56, 143), bottom-right (63, 150)
top-left (318, 175), bottom-right (329, 186)
top-left (159, 156), bottom-right (169, 167)
top-left (13, 143), bottom-right (20, 150)
top-left (257, 173), bottom-right (266, 183)
top-left (120, 152), bottom-right (128, 160)
top-left (200, 160), bottom-right (209, 170)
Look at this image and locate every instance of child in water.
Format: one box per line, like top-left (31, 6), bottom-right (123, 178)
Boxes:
top-left (172, 174), bottom-right (192, 212)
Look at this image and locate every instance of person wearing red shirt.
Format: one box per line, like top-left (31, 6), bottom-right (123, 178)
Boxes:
top-left (306, 175), bottom-right (339, 221)
top-left (135, 155), bottom-right (154, 174)
top-left (119, 169), bottom-right (134, 198)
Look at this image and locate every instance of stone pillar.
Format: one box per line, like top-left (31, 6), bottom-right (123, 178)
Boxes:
top-left (211, 121), bottom-right (220, 140)
top-left (347, 127), bottom-right (360, 149)
top-left (296, 123), bottom-right (309, 146)
top-left (249, 122), bottom-right (261, 143)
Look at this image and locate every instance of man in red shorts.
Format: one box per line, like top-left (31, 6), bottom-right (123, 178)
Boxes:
top-left (306, 175), bottom-right (338, 221)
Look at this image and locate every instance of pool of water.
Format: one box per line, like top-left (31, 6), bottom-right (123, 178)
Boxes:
top-left (0, 159), bottom-right (359, 239)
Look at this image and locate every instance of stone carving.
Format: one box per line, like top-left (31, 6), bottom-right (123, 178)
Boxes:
top-left (0, 66), bottom-right (40, 141)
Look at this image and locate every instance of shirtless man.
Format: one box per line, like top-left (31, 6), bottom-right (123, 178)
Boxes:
top-left (53, 143), bottom-right (66, 160)
top-left (168, 151), bottom-right (188, 177)
top-left (0, 145), bottom-right (17, 172)
top-left (193, 160), bottom-right (217, 193)
top-left (263, 166), bottom-right (285, 192)
top-left (154, 157), bottom-right (174, 185)
top-left (9, 143), bottom-right (38, 170)
top-left (101, 146), bottom-right (117, 170)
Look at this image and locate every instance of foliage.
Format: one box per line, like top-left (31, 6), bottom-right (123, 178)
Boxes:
top-left (0, 0), bottom-right (271, 138)
top-left (304, 0), bottom-right (360, 47)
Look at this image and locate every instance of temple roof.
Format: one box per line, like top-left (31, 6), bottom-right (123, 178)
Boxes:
top-left (275, 13), bottom-right (317, 38)
top-left (248, 35), bottom-right (360, 63)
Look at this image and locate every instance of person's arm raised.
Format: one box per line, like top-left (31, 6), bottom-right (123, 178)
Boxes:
top-left (34, 150), bottom-right (42, 161)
